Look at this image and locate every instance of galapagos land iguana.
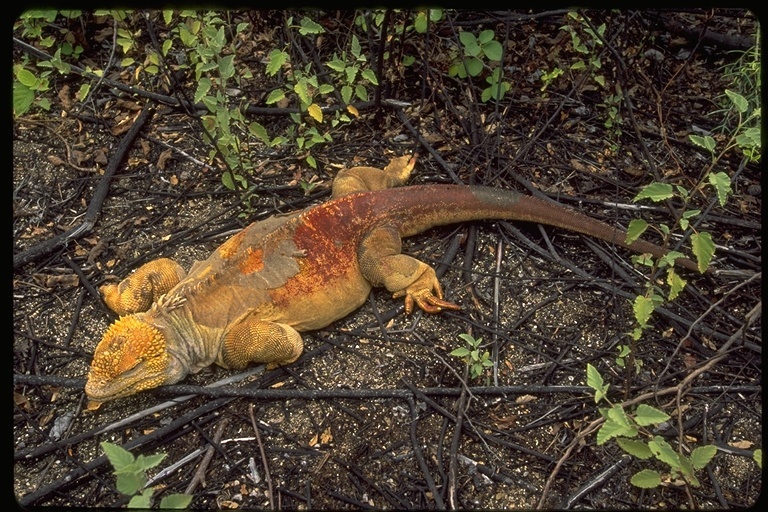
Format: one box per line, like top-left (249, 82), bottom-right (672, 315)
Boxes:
top-left (85, 155), bottom-right (701, 409)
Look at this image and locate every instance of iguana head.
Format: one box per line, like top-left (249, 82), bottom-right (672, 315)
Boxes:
top-left (85, 315), bottom-right (178, 410)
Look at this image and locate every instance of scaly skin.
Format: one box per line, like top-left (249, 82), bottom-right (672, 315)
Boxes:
top-left (85, 155), bottom-right (701, 409)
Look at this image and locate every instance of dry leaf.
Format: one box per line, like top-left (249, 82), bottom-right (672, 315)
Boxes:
top-left (157, 148), bottom-right (173, 170)
top-left (58, 85), bottom-right (73, 110)
top-left (72, 150), bottom-right (87, 165)
top-left (308, 103), bottom-right (323, 122)
top-left (32, 273), bottom-right (80, 289)
top-left (47, 155), bottom-right (66, 166)
top-left (92, 148), bottom-right (108, 165)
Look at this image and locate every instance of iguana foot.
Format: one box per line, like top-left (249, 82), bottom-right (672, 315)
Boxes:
top-left (331, 153), bottom-right (417, 198)
top-left (359, 225), bottom-right (460, 314)
top-left (222, 317), bottom-right (304, 370)
top-left (392, 267), bottom-right (461, 314)
top-left (100, 258), bottom-right (186, 316)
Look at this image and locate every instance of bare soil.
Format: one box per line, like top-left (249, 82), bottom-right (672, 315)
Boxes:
top-left (13, 9), bottom-right (761, 509)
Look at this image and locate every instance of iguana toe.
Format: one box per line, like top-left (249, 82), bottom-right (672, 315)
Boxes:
top-left (394, 285), bottom-right (461, 314)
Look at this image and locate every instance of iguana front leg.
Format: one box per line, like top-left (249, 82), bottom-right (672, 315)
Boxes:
top-left (331, 154), bottom-right (417, 198)
top-left (222, 315), bottom-right (304, 370)
top-left (100, 258), bottom-right (186, 316)
top-left (358, 225), bottom-right (461, 314)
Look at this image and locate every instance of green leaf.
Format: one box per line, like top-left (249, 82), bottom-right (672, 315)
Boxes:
top-left (725, 89), bottom-right (749, 113)
top-left (606, 404), bottom-right (634, 431)
top-left (294, 80), bottom-right (311, 107)
top-left (691, 231), bottom-right (714, 273)
top-left (219, 54), bottom-right (235, 80)
top-left (754, 449), bottom-right (762, 469)
top-left (345, 65), bottom-right (359, 83)
top-left (478, 29), bottom-right (495, 45)
top-left (625, 219), bottom-right (648, 244)
top-left (194, 78), bottom-right (211, 104)
top-left (318, 83), bottom-right (335, 95)
top-left (135, 453), bottom-right (166, 471)
top-left (630, 469), bottom-right (662, 488)
top-left (677, 454), bottom-right (702, 486)
top-left (298, 16), bottom-right (324, 35)
top-left (617, 437), bottom-right (654, 459)
top-left (351, 35), bottom-right (362, 60)
top-left (13, 82), bottom-right (34, 116)
top-left (327, 57), bottom-right (346, 73)
top-left (222, 171), bottom-right (235, 190)
top-left (633, 182), bottom-right (674, 202)
top-left (482, 40), bottom-right (503, 61)
top-left (736, 126), bottom-right (761, 147)
top-left (265, 89), bottom-right (285, 105)
top-left (689, 134), bottom-right (716, 153)
top-left (128, 488), bottom-right (154, 508)
top-left (464, 57), bottom-right (483, 77)
top-left (101, 442), bottom-right (135, 471)
top-left (586, 363), bottom-right (608, 403)
top-left (116, 471), bottom-right (145, 496)
top-left (160, 493), bottom-right (194, 509)
top-left (570, 60), bottom-right (586, 70)
top-left (633, 295), bottom-right (656, 328)
top-left (361, 68), bottom-right (378, 85)
top-left (634, 404), bottom-right (670, 426)
top-left (414, 11), bottom-right (428, 33)
top-left (648, 436), bottom-right (681, 468)
top-left (707, 171), bottom-right (732, 207)
top-left (16, 68), bottom-right (37, 87)
top-left (459, 31), bottom-right (481, 57)
top-left (265, 49), bottom-right (288, 76)
top-left (341, 84), bottom-right (353, 104)
top-left (690, 445), bottom-right (718, 470)
top-left (248, 122), bottom-right (270, 144)
top-left (355, 83), bottom-right (367, 102)
top-left (596, 418), bottom-right (629, 445)
top-left (451, 347), bottom-right (471, 358)
top-left (77, 83), bottom-right (91, 102)
top-left (666, 268), bottom-right (686, 301)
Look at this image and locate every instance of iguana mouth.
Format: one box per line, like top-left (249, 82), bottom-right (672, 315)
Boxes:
top-left (85, 366), bottom-right (167, 407)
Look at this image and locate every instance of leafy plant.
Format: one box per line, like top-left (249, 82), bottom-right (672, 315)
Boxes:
top-left (101, 441), bottom-right (192, 509)
top-left (559, 12), bottom-right (606, 87)
top-left (586, 365), bottom-right (718, 489)
top-left (13, 10), bottom-right (86, 116)
top-left (413, 9), bottom-right (443, 34)
top-left (450, 333), bottom-right (493, 380)
top-left (448, 29), bottom-right (510, 103)
top-left (623, 90), bottom-right (756, 340)
top-left (718, 33), bottom-right (761, 162)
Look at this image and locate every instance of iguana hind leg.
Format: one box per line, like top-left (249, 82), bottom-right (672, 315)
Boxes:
top-left (358, 225), bottom-right (461, 314)
top-left (222, 316), bottom-right (304, 370)
top-left (331, 154), bottom-right (417, 198)
top-left (100, 258), bottom-right (186, 316)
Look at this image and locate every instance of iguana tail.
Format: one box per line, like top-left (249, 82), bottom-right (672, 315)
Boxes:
top-left (383, 184), bottom-right (700, 273)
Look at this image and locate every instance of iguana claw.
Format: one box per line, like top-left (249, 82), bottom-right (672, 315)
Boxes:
top-left (394, 285), bottom-right (461, 315)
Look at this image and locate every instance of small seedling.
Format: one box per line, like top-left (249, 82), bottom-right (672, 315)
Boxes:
top-left (101, 441), bottom-right (192, 509)
top-left (450, 333), bottom-right (494, 380)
